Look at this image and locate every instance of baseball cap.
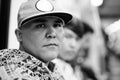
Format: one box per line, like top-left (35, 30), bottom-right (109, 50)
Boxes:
top-left (18, 0), bottom-right (73, 28)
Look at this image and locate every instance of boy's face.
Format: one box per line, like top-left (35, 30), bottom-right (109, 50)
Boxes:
top-left (17, 16), bottom-right (64, 62)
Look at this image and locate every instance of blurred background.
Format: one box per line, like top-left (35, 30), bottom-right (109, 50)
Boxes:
top-left (0, 0), bottom-right (120, 80)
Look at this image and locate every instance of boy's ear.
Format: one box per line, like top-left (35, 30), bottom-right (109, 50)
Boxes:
top-left (15, 29), bottom-right (22, 42)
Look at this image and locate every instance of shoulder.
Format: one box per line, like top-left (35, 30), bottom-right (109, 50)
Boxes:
top-left (0, 49), bottom-right (26, 66)
top-left (0, 48), bottom-right (26, 64)
top-left (0, 49), bottom-right (12, 55)
top-left (0, 49), bottom-right (20, 56)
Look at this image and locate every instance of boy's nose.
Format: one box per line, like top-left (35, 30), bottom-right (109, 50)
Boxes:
top-left (46, 27), bottom-right (56, 38)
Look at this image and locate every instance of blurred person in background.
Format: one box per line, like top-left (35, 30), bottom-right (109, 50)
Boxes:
top-left (78, 22), bottom-right (96, 80)
top-left (77, 22), bottom-right (100, 80)
top-left (53, 17), bottom-right (84, 80)
top-left (104, 19), bottom-right (120, 80)
top-left (53, 17), bottom-right (99, 80)
top-left (80, 22), bottom-right (109, 80)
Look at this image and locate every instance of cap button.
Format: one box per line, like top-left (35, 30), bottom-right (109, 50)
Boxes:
top-left (35, 0), bottom-right (54, 12)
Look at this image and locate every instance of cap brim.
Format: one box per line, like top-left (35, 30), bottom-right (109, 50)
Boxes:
top-left (21, 12), bottom-right (72, 26)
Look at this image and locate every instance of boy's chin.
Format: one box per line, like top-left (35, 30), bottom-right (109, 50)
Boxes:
top-left (42, 51), bottom-right (59, 61)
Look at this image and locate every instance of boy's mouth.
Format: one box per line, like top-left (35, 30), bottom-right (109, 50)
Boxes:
top-left (43, 43), bottom-right (58, 47)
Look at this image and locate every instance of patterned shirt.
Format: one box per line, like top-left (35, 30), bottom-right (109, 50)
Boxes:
top-left (0, 49), bottom-right (64, 80)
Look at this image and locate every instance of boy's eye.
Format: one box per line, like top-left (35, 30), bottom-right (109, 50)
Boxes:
top-left (54, 23), bottom-right (62, 28)
top-left (36, 24), bottom-right (46, 28)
